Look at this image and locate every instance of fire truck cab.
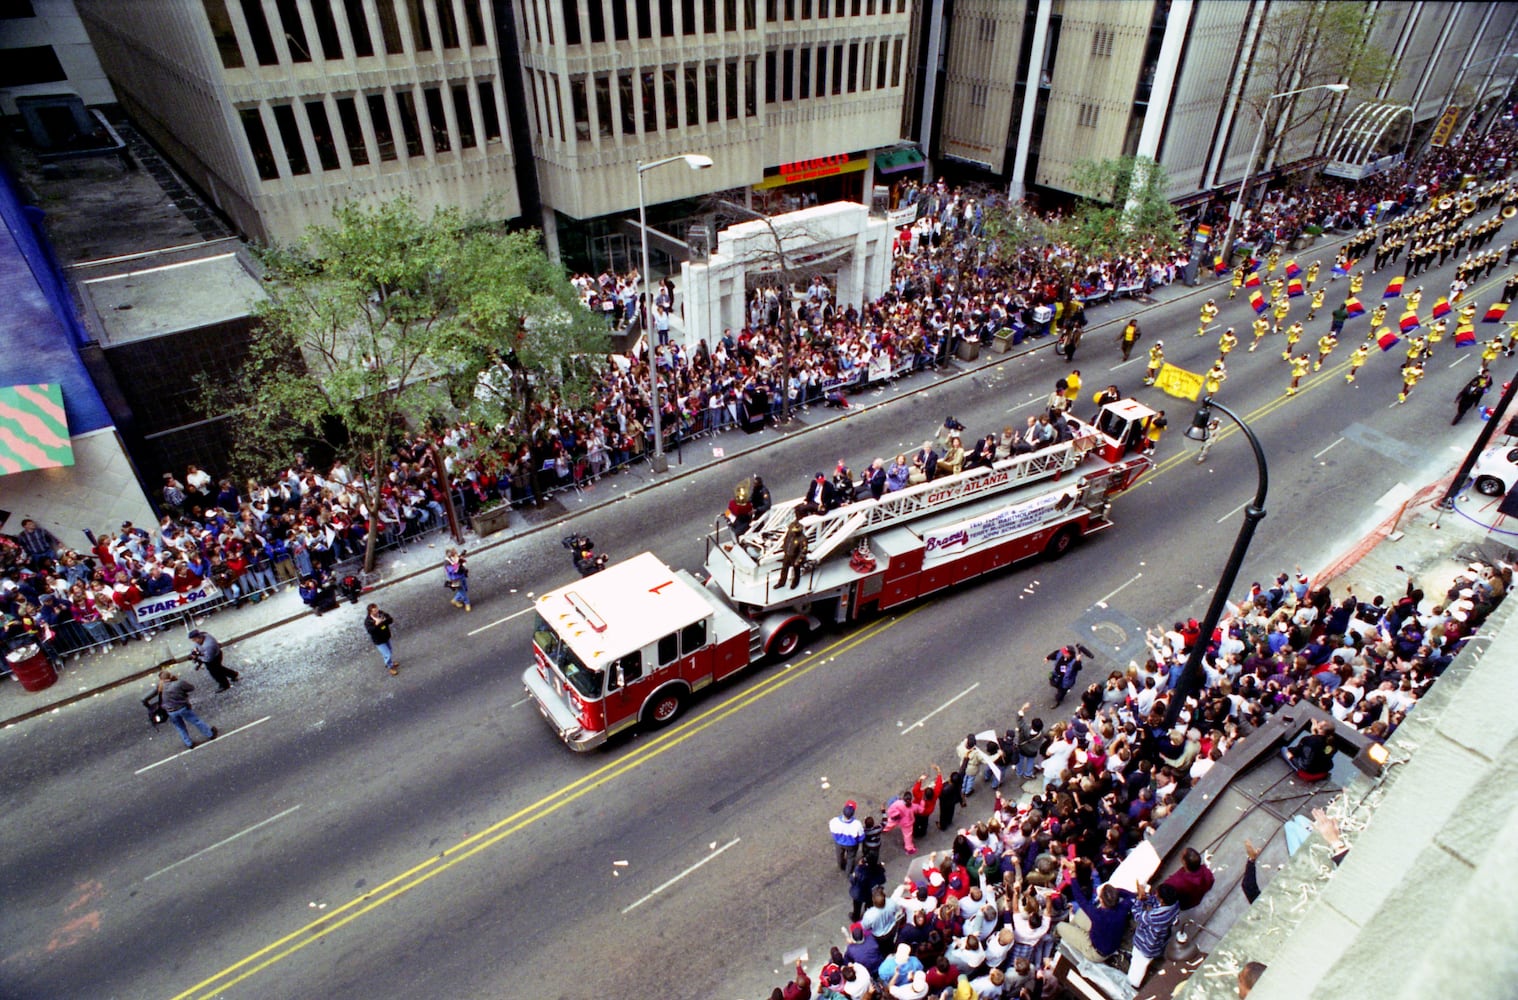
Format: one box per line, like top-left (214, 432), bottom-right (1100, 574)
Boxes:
top-left (522, 553), bottom-right (755, 750)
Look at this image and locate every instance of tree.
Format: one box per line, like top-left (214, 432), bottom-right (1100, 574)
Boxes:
top-left (1246, 1), bottom-right (1395, 175)
top-left (1053, 156), bottom-right (1182, 262)
top-left (208, 198), bottom-right (604, 571)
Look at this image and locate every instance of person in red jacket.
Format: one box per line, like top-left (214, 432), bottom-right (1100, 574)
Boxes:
top-left (1161, 847), bottom-right (1216, 910)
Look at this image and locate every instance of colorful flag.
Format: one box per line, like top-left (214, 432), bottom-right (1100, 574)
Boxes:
top-left (1288, 278), bottom-right (1305, 298)
top-left (1378, 328), bottom-right (1402, 351)
top-left (1383, 276), bottom-right (1405, 298)
top-left (1431, 297), bottom-right (1451, 319)
top-left (1332, 258), bottom-right (1355, 277)
top-left (1285, 261), bottom-right (1301, 279)
top-left (1345, 297), bottom-right (1365, 316)
top-left (1399, 311), bottom-right (1420, 332)
top-left (1246, 255), bottom-right (1261, 272)
top-left (1244, 272), bottom-right (1262, 289)
top-left (1455, 324), bottom-right (1478, 348)
top-left (1214, 256), bottom-right (1230, 275)
top-left (1484, 302), bottom-right (1509, 323)
top-left (1249, 290), bottom-right (1267, 314)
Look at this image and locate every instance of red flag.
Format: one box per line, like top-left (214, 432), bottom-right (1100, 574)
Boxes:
top-left (1399, 311), bottom-right (1420, 332)
top-left (1214, 256), bottom-right (1230, 275)
top-left (1285, 261), bottom-right (1301, 279)
top-left (1378, 329), bottom-right (1402, 351)
top-left (1245, 272), bottom-right (1262, 288)
top-left (1431, 297), bottom-right (1451, 319)
top-left (1345, 297), bottom-right (1365, 316)
top-left (1288, 279), bottom-right (1305, 298)
top-left (1249, 290), bottom-right (1267, 314)
top-left (1484, 302), bottom-right (1510, 323)
top-left (1383, 276), bottom-right (1404, 298)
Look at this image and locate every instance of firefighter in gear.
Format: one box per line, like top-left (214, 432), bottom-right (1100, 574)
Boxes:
top-left (1398, 361), bottom-right (1425, 404)
top-left (1306, 285), bottom-right (1327, 321)
top-left (1144, 341), bottom-right (1165, 385)
top-left (1306, 260), bottom-right (1322, 286)
top-left (1281, 321), bottom-right (1304, 360)
top-left (1249, 316), bottom-right (1271, 352)
top-left (1286, 353), bottom-right (1311, 396)
top-left (1229, 266), bottom-right (1244, 299)
top-left (1217, 326), bottom-right (1238, 358)
top-left (1272, 297), bottom-right (1291, 334)
top-left (1204, 360), bottom-right (1228, 396)
top-left (779, 511), bottom-right (808, 590)
top-left (1198, 299), bottom-right (1219, 337)
top-left (1369, 301), bottom-right (1388, 329)
top-left (1315, 333), bottom-right (1338, 371)
top-left (1346, 340), bottom-right (1372, 383)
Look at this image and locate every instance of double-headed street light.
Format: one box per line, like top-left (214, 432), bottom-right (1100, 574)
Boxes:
top-left (637, 153), bottom-right (714, 474)
top-left (1218, 83), bottom-right (1349, 275)
top-left (1165, 397), bottom-right (1270, 727)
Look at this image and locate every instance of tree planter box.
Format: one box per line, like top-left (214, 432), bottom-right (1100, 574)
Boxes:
top-left (956, 339), bottom-right (981, 362)
top-left (471, 505), bottom-right (512, 537)
top-left (990, 328), bottom-right (1017, 353)
top-left (1290, 235), bottom-right (1315, 250)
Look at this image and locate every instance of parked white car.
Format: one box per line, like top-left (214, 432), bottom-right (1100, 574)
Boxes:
top-left (1471, 444), bottom-right (1518, 496)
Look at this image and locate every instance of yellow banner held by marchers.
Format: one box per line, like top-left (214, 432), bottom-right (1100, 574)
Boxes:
top-left (1153, 363), bottom-right (1205, 401)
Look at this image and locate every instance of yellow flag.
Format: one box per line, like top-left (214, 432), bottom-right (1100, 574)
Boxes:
top-left (1153, 363), bottom-right (1206, 401)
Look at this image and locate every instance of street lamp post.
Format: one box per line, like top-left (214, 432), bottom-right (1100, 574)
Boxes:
top-left (1165, 397), bottom-right (1269, 728)
top-left (637, 153), bottom-right (714, 474)
top-left (1218, 83), bottom-right (1349, 277)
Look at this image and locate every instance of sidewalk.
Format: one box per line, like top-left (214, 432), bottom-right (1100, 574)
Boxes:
top-left (0, 255), bottom-right (1316, 727)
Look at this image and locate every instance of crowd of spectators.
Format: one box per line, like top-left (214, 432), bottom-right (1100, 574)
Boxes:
top-left (795, 556), bottom-right (1507, 1000)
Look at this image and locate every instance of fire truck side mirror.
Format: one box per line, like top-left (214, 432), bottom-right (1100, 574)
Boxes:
top-left (609, 664), bottom-right (623, 691)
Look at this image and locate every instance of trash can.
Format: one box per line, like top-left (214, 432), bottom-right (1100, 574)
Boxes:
top-left (5, 644), bottom-right (57, 692)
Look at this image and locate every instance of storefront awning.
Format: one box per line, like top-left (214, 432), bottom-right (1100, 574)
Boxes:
top-left (1324, 101), bottom-right (1414, 180)
top-left (875, 147), bottom-right (926, 174)
top-left (0, 384), bottom-right (73, 474)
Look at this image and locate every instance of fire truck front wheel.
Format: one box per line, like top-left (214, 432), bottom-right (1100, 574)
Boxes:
top-left (641, 686), bottom-right (689, 729)
top-left (1044, 525), bottom-right (1080, 560)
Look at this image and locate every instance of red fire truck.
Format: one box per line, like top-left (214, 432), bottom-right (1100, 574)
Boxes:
top-left (523, 400), bottom-right (1157, 750)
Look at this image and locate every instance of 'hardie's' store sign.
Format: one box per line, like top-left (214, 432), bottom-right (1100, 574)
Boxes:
top-left (755, 152), bottom-right (867, 189)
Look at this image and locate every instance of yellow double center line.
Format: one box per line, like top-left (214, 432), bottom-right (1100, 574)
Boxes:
top-left (171, 606), bottom-right (925, 999)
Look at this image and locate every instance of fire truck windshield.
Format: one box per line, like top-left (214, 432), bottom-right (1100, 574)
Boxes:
top-left (532, 613), bottom-right (604, 698)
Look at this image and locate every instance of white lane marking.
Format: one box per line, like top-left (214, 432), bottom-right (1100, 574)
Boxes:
top-left (145, 805), bottom-right (301, 881)
top-left (1005, 398), bottom-right (1044, 414)
top-left (901, 683), bottom-right (981, 735)
top-left (511, 697), bottom-right (531, 708)
top-left (136, 716), bottom-right (271, 775)
top-left (1109, 358), bottom-right (1139, 371)
top-left (1314, 437), bottom-right (1344, 459)
top-left (1449, 354), bottom-right (1469, 368)
top-left (1095, 573), bottom-right (1143, 607)
top-left (621, 837), bottom-right (742, 914)
top-left (467, 605), bottom-right (533, 636)
top-left (1217, 500), bottom-right (1250, 524)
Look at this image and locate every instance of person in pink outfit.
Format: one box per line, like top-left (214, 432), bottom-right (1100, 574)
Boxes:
top-left (882, 789), bottom-right (917, 854)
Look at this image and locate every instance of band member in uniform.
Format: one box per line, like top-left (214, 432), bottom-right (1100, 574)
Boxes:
top-left (1397, 361), bottom-right (1425, 404)
top-left (1144, 340), bottom-right (1165, 386)
top-left (1286, 353), bottom-right (1311, 396)
top-left (1346, 339), bottom-right (1372, 383)
top-left (1249, 315), bottom-right (1271, 352)
top-left (1198, 299), bottom-right (1219, 337)
top-left (1217, 326), bottom-right (1238, 359)
top-left (1314, 333), bottom-right (1338, 371)
top-left (1281, 321), bottom-right (1304, 361)
top-left (1306, 285), bottom-right (1327, 321)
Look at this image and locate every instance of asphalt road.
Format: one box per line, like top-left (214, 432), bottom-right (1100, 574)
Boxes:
top-left (1, 226), bottom-right (1511, 1000)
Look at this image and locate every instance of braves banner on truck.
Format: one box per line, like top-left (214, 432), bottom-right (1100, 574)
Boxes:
top-left (134, 584), bottom-right (222, 624)
top-left (922, 491), bottom-right (1072, 564)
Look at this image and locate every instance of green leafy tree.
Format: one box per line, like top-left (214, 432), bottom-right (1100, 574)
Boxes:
top-left (209, 198), bottom-right (604, 571)
top-left (1056, 155), bottom-right (1182, 262)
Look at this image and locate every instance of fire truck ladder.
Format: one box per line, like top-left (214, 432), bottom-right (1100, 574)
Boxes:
top-left (742, 428), bottom-right (1101, 568)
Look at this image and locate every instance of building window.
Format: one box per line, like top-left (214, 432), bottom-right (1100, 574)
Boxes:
top-left (679, 64), bottom-right (695, 125)
top-left (744, 0), bottom-right (755, 29)
top-left (550, 73), bottom-right (565, 140)
top-left (636, 0), bottom-right (651, 38)
top-left (891, 37), bottom-right (902, 87)
top-left (659, 0), bottom-right (674, 36)
top-left (239, 108), bottom-right (279, 179)
top-left (201, 0), bottom-right (245, 69)
top-left (725, 0), bottom-right (737, 31)
top-left (618, 70), bottom-right (636, 134)
top-left (394, 89), bottom-right (425, 156)
top-left (783, 0), bottom-right (793, 20)
top-left (367, 93), bottom-right (398, 159)
top-left (561, 0), bottom-right (582, 44)
top-left (876, 37), bottom-right (887, 88)
top-left (782, 47), bottom-right (793, 101)
top-left (594, 72), bottom-right (612, 136)
top-left (1091, 27), bottom-right (1113, 57)
top-left (275, 0), bottom-right (313, 61)
top-left (343, 0), bottom-right (374, 56)
top-left (765, 49), bottom-right (776, 104)
top-left (725, 58), bottom-right (738, 119)
top-left (705, 60), bottom-right (719, 120)
top-left (405, 0), bottom-right (432, 49)
top-left (978, 16), bottom-right (994, 44)
top-left (375, 0), bottom-right (405, 54)
top-left (846, 42), bottom-right (857, 92)
top-left (423, 86), bottom-right (451, 151)
top-left (335, 96), bottom-right (369, 164)
top-left (682, 0), bottom-right (696, 35)
top-left (586, 0), bottom-right (605, 43)
top-left (860, 40), bottom-right (871, 92)
top-left (704, 0), bottom-right (717, 33)
top-left (801, 0), bottom-right (810, 17)
top-left (815, 44), bottom-right (826, 93)
top-left (850, 0), bottom-right (859, 15)
top-left (969, 83), bottom-right (986, 108)
top-left (663, 66), bottom-right (678, 130)
top-left (305, 100), bottom-right (341, 169)
top-left (765, 0), bottom-right (775, 22)
top-left (744, 56), bottom-right (756, 116)
top-left (570, 75), bottom-right (590, 141)
top-left (309, 0), bottom-right (343, 58)
top-left (464, 0), bottom-right (486, 44)
top-left (832, 42), bottom-right (842, 94)
top-left (642, 69), bottom-right (657, 132)
top-left (535, 71), bottom-right (553, 139)
top-left (451, 83), bottom-right (477, 146)
top-left (612, 0), bottom-right (629, 40)
top-left (798, 47), bottom-right (810, 99)
top-left (270, 104), bottom-right (311, 174)
top-left (865, 0), bottom-right (873, 13)
top-left (1078, 102), bottom-right (1099, 128)
top-left (435, 0), bottom-right (461, 47)
top-left (238, 0), bottom-right (280, 64)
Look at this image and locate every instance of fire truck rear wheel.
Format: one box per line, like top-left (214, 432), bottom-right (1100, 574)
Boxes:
top-left (642, 687), bottom-right (688, 728)
top-left (1044, 525), bottom-right (1079, 560)
top-left (770, 621), bottom-right (807, 659)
